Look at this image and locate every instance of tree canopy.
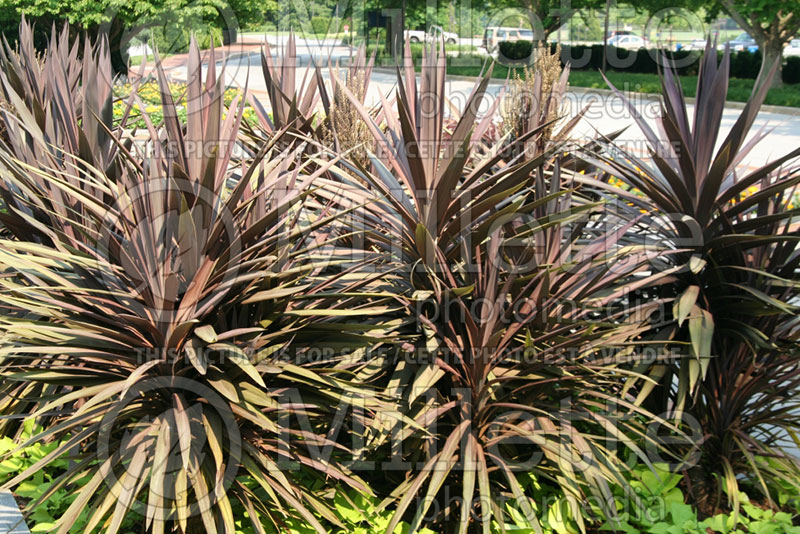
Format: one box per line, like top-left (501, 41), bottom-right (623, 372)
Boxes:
top-left (483, 0), bottom-right (607, 37)
top-left (0, 0), bottom-right (276, 70)
top-left (636, 0), bottom-right (800, 86)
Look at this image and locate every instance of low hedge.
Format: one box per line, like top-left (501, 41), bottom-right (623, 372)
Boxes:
top-left (498, 40), bottom-right (536, 61)
top-left (497, 40), bottom-right (799, 81)
top-left (784, 56), bottom-right (800, 84)
top-left (311, 16), bottom-right (341, 35)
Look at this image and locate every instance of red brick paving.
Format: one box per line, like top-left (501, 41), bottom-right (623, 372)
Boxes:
top-left (138, 38), bottom-right (265, 74)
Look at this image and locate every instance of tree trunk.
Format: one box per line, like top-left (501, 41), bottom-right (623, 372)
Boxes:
top-left (602, 0), bottom-right (611, 74)
top-left (758, 38), bottom-right (784, 89)
top-left (222, 26), bottom-right (237, 46)
top-left (104, 18), bottom-right (130, 76)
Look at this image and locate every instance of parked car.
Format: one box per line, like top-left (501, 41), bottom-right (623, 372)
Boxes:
top-left (727, 32), bottom-right (758, 52)
top-left (607, 34), bottom-right (649, 49)
top-left (482, 26), bottom-right (534, 51)
top-left (686, 38), bottom-right (708, 51)
top-left (606, 30), bottom-right (635, 39)
top-left (405, 26), bottom-right (458, 44)
top-left (785, 39), bottom-right (800, 57)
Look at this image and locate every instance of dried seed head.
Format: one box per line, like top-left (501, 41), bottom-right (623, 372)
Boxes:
top-left (323, 69), bottom-right (373, 168)
top-left (501, 43), bottom-right (566, 145)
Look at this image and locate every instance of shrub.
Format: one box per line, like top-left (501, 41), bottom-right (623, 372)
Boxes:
top-left (311, 16), bottom-right (340, 35)
top-left (1, 19), bottom-right (800, 534)
top-left (784, 56), bottom-right (800, 84)
top-left (555, 43), bottom-right (763, 78)
top-left (596, 44), bottom-right (800, 516)
top-left (498, 40), bottom-right (533, 61)
top-left (730, 49), bottom-right (762, 78)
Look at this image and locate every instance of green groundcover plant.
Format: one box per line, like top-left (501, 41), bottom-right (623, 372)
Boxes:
top-left (0, 20), bottom-right (798, 534)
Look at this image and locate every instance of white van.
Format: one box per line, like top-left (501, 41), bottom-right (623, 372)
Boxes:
top-left (482, 27), bottom-right (534, 51)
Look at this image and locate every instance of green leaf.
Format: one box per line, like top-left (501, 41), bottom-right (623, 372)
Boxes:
top-left (674, 285), bottom-right (700, 327)
top-left (688, 305), bottom-right (714, 361)
top-left (194, 325), bottom-right (218, 343)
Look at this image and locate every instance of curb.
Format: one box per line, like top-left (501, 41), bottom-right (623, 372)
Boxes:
top-left (146, 53), bottom-right (800, 117)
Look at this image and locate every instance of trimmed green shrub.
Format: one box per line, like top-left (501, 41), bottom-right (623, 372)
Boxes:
top-left (552, 44), bottom-right (774, 79)
top-left (784, 56), bottom-right (800, 84)
top-left (498, 40), bottom-right (533, 61)
top-left (557, 44), bottom-right (701, 76)
top-left (730, 49), bottom-right (762, 79)
top-left (311, 16), bottom-right (340, 35)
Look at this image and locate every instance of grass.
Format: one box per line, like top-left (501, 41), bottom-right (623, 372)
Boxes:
top-left (445, 60), bottom-right (800, 108)
top-left (240, 29), bottom-right (349, 40)
top-left (367, 42), bottom-right (477, 59)
top-left (128, 52), bottom-right (173, 66)
top-left (569, 70), bottom-right (800, 107)
top-left (128, 42), bottom-right (799, 108)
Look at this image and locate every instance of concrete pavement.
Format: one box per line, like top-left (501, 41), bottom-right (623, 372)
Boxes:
top-left (143, 36), bottom-right (800, 170)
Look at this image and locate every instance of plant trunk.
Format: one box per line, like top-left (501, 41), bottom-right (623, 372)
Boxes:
top-left (684, 462), bottom-right (719, 518)
top-left (222, 26), bottom-right (237, 46)
top-left (757, 38), bottom-right (784, 88)
top-left (101, 18), bottom-right (131, 76)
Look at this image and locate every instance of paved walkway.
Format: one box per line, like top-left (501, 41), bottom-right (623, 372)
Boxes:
top-left (137, 36), bottom-right (800, 170)
top-left (0, 492), bottom-right (29, 534)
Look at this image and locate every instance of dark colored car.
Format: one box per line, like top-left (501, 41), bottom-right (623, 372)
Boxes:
top-left (727, 32), bottom-right (758, 52)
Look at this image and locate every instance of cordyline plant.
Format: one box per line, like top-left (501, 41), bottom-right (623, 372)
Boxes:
top-left (584, 41), bottom-right (800, 515)
top-left (0, 31), bottom-right (391, 534)
top-left (248, 33), bottom-right (320, 136)
top-left (0, 18), bottom-right (133, 434)
top-left (322, 39), bottom-right (683, 533)
top-left (2, 17), bottom-right (799, 534)
top-left (0, 18), bottom-right (122, 225)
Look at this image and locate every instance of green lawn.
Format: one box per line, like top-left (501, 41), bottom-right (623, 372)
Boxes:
top-left (129, 52), bottom-right (173, 66)
top-left (569, 70), bottom-right (800, 107)
top-left (446, 61), bottom-right (800, 108)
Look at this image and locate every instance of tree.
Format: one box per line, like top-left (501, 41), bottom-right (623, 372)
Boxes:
top-left (486, 0), bottom-right (606, 39)
top-left (716, 0), bottom-right (800, 87)
top-left (637, 0), bottom-right (800, 87)
top-left (0, 0), bottom-right (276, 72)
